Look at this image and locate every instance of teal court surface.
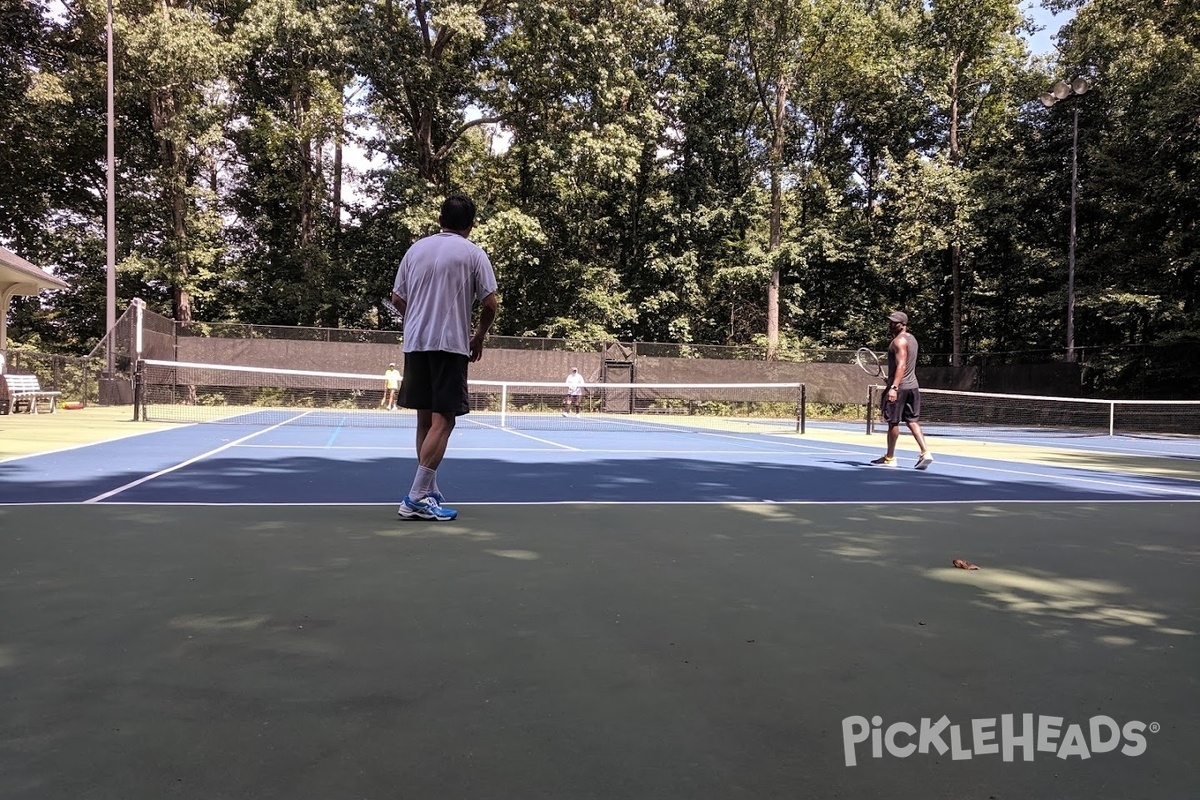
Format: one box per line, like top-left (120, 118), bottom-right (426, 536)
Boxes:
top-left (2, 410), bottom-right (1198, 798)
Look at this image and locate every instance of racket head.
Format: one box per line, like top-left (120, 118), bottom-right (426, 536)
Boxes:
top-left (855, 347), bottom-right (884, 378)
top-left (380, 297), bottom-right (403, 325)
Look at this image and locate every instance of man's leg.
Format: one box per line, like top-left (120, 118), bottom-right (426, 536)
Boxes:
top-left (871, 424), bottom-right (901, 465)
top-left (871, 391), bottom-right (901, 465)
top-left (409, 410), bottom-right (454, 497)
top-left (908, 420), bottom-right (933, 469)
top-left (401, 411), bottom-right (457, 519)
top-left (907, 420), bottom-right (929, 454)
top-left (904, 390), bottom-right (933, 469)
top-left (418, 411), bottom-right (456, 471)
top-left (415, 409), bottom-right (431, 459)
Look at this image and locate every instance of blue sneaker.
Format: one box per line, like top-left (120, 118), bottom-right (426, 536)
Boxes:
top-left (428, 490), bottom-right (445, 504)
top-left (398, 494), bottom-right (457, 521)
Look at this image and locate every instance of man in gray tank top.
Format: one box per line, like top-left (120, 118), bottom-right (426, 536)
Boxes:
top-left (870, 311), bottom-right (933, 469)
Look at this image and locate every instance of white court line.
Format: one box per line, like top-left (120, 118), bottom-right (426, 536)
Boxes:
top-left (231, 443), bottom-right (845, 455)
top-left (928, 434), bottom-right (1200, 461)
top-left (590, 417), bottom-right (853, 454)
top-left (83, 412), bottom-right (317, 503)
top-left (9, 499), bottom-right (1200, 507)
top-left (920, 456), bottom-right (1200, 497)
top-left (460, 417), bottom-right (581, 451)
top-left (223, 436), bottom-right (1200, 491)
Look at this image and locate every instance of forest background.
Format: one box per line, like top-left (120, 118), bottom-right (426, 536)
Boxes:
top-left (1, 0), bottom-right (1196, 397)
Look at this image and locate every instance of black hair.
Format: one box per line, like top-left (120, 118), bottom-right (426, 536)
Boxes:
top-left (440, 194), bottom-right (476, 231)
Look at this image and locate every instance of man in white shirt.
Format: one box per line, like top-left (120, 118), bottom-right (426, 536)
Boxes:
top-left (562, 367), bottom-right (586, 416)
top-left (391, 194), bottom-right (499, 520)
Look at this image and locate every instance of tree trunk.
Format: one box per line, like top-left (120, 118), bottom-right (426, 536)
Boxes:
top-left (766, 81), bottom-right (788, 361)
top-left (333, 92), bottom-right (344, 243)
top-left (149, 88), bottom-right (191, 327)
top-left (295, 84), bottom-right (316, 325)
top-left (947, 53), bottom-right (963, 367)
top-left (950, 242), bottom-right (961, 365)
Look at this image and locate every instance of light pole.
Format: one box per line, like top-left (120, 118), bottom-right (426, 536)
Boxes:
top-left (1040, 77), bottom-right (1091, 363)
top-left (106, 0), bottom-right (116, 377)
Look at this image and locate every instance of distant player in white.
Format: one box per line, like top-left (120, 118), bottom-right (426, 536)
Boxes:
top-left (563, 367), bottom-right (586, 416)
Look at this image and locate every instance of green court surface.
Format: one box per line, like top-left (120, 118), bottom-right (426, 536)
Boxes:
top-left (2, 501), bottom-right (1196, 799)
top-left (0, 406), bottom-right (174, 460)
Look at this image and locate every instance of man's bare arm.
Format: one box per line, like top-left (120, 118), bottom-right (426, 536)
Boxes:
top-left (470, 293), bottom-right (499, 363)
top-left (889, 336), bottom-right (908, 392)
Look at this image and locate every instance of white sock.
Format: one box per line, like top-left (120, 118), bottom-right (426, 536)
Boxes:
top-left (409, 466), bottom-right (435, 499)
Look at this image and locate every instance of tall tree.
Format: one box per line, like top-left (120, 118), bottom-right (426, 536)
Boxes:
top-left (119, 0), bottom-right (230, 325)
top-left (1053, 0), bottom-right (1200, 395)
top-left (914, 0), bottom-right (1027, 364)
top-left (355, 0), bottom-right (506, 188)
top-left (737, 0), bottom-right (865, 358)
top-left (227, 0), bottom-right (356, 326)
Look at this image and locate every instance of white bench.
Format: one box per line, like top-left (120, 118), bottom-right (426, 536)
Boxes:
top-left (1, 373), bottom-right (62, 414)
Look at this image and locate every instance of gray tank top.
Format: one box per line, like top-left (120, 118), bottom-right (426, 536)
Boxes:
top-left (888, 332), bottom-right (919, 389)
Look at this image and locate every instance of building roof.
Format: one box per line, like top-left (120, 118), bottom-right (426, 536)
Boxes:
top-left (0, 245), bottom-right (70, 294)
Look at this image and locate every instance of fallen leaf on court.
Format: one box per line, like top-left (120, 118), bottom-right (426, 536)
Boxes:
top-left (952, 558), bottom-right (980, 570)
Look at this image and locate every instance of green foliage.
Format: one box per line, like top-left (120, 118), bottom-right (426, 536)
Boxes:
top-left (0, 0), bottom-right (1195, 399)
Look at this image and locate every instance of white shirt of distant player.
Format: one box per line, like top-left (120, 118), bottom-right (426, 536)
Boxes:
top-left (393, 231), bottom-right (498, 356)
top-left (565, 371), bottom-right (586, 396)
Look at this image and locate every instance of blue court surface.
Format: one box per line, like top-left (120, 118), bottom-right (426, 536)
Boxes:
top-left (3, 417), bottom-right (1200, 505)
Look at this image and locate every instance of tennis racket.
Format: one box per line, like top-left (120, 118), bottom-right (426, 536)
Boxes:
top-left (380, 297), bottom-right (403, 325)
top-left (855, 347), bottom-right (885, 378)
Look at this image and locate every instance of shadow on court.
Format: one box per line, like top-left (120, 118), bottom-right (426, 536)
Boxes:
top-left (1, 502), bottom-right (1197, 799)
top-left (2, 450), bottom-right (1199, 505)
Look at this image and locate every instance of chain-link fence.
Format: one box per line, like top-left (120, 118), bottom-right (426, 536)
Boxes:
top-left (11, 300), bottom-right (1197, 407)
top-left (1, 349), bottom-right (102, 407)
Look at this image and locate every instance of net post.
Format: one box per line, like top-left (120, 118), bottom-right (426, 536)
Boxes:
top-left (1109, 402), bottom-right (1115, 437)
top-left (500, 383), bottom-right (508, 428)
top-left (134, 297), bottom-right (144, 362)
top-left (132, 358), bottom-right (144, 421)
top-left (866, 386), bottom-right (874, 435)
top-left (797, 383), bottom-right (805, 433)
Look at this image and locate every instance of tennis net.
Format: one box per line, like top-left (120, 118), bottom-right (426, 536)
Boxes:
top-left (136, 359), bottom-right (806, 433)
top-left (866, 386), bottom-right (1200, 438)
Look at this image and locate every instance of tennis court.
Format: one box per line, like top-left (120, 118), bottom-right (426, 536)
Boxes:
top-left (2, 402), bottom-right (1198, 799)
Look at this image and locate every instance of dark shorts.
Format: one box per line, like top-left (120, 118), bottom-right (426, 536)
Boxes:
top-left (881, 387), bottom-right (921, 426)
top-left (398, 351), bottom-right (470, 416)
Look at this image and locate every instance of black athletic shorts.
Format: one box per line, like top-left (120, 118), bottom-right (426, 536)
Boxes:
top-left (398, 351), bottom-right (470, 416)
top-left (881, 387), bottom-right (921, 426)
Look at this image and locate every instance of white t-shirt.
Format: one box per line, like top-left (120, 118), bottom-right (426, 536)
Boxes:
top-left (565, 373), bottom-right (586, 396)
top-left (393, 232), bottom-right (498, 355)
